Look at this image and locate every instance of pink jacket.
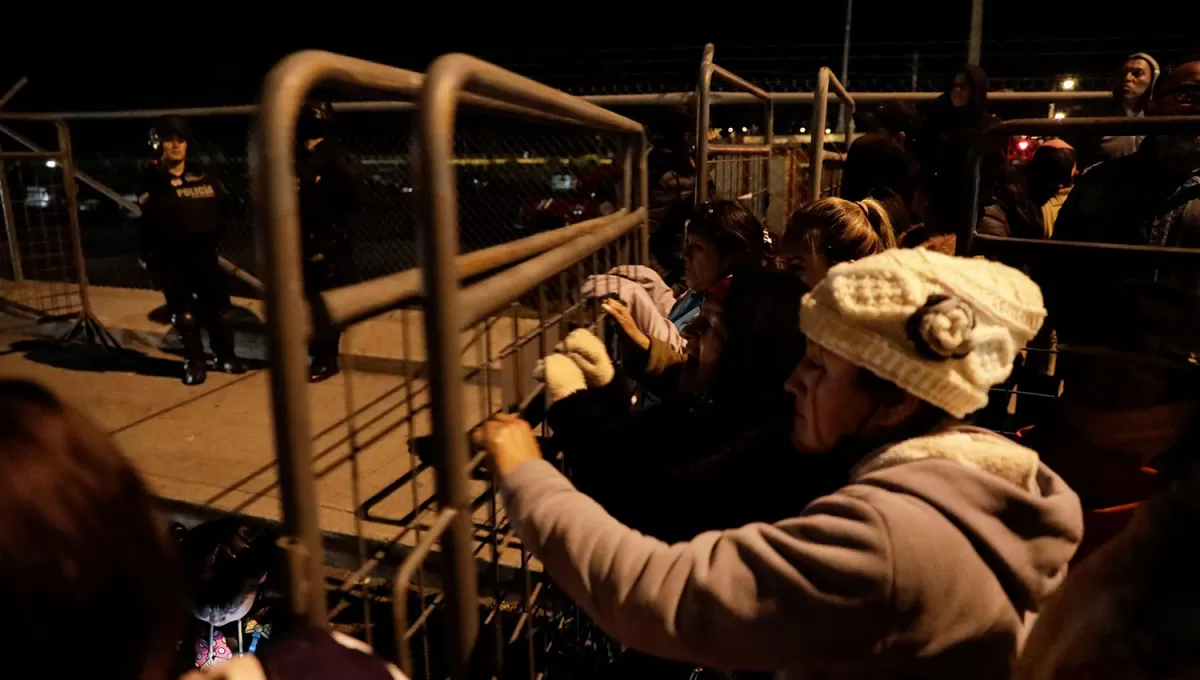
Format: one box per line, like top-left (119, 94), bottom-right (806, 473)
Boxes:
top-left (501, 426), bottom-right (1082, 679)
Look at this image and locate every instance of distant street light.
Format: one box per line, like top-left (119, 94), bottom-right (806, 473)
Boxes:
top-left (741, 127), bottom-right (748, 133)
top-left (1060, 77), bottom-right (1077, 91)
top-left (45, 160), bottom-right (57, 169)
top-left (825, 128), bottom-right (832, 134)
top-left (1054, 111), bottom-right (1067, 119)
top-left (799, 127), bottom-right (807, 133)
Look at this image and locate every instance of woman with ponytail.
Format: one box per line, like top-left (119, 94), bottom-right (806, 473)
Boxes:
top-left (779, 197), bottom-right (898, 288)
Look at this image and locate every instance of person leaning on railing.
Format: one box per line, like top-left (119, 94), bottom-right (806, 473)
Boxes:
top-left (476, 249), bottom-right (1081, 679)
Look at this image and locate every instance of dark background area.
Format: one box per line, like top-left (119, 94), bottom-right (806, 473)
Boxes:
top-left (1, 1), bottom-right (1197, 111)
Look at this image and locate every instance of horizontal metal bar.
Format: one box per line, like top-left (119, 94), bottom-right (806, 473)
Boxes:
top-left (460, 208), bottom-right (645, 327)
top-left (984, 115), bottom-right (1200, 138)
top-left (0, 150), bottom-right (64, 160)
top-left (323, 209), bottom-right (632, 328)
top-left (36, 90), bottom-right (1114, 121)
top-left (441, 54), bottom-right (644, 135)
top-left (973, 233), bottom-right (1200, 263)
top-left (708, 144), bottom-right (772, 154)
top-left (709, 64), bottom-right (772, 102)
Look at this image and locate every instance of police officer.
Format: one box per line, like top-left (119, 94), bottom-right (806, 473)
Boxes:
top-left (140, 115), bottom-right (247, 386)
top-left (295, 96), bottom-right (366, 382)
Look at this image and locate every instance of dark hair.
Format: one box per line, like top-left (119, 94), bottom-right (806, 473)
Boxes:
top-left (1025, 145), bottom-right (1077, 207)
top-left (0, 380), bottom-right (183, 679)
top-left (180, 518), bottom-right (280, 624)
top-left (712, 268), bottom-right (807, 399)
top-left (1154, 54), bottom-right (1200, 98)
top-left (686, 200), bottom-right (769, 268)
top-left (875, 102), bottom-right (920, 140)
top-left (841, 134), bottom-right (921, 232)
top-left (785, 197), bottom-right (897, 270)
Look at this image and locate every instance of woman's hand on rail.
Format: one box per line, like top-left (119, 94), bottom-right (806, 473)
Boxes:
top-left (473, 413), bottom-right (542, 481)
top-left (601, 299), bottom-right (651, 351)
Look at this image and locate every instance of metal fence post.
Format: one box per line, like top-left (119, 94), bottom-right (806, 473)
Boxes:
top-left (0, 147), bottom-right (22, 283)
top-left (695, 43), bottom-right (715, 206)
top-left (54, 120), bottom-right (94, 322)
top-left (809, 69), bottom-right (830, 200)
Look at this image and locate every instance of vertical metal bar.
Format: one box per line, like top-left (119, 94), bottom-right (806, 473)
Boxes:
top-left (482, 318), bottom-right (503, 676)
top-left (968, 0), bottom-right (984, 67)
top-left (636, 135), bottom-right (650, 265)
top-left (253, 63), bottom-right (327, 629)
top-left (54, 120), bottom-right (92, 319)
top-left (416, 65), bottom-right (480, 677)
top-left (911, 51), bottom-right (920, 92)
top-left (341, 352), bottom-right (374, 650)
top-left (809, 69), bottom-right (830, 200)
top-left (0, 78), bottom-right (28, 110)
top-left (695, 44), bottom-right (715, 206)
top-left (837, 0), bottom-right (853, 132)
top-left (619, 143), bottom-right (633, 213)
top-left (0, 149), bottom-right (22, 283)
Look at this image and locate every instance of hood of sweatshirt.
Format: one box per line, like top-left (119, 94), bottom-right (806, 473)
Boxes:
top-left (851, 425), bottom-right (1083, 612)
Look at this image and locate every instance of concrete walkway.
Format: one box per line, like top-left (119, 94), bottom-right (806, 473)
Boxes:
top-left (0, 283), bottom-right (564, 575)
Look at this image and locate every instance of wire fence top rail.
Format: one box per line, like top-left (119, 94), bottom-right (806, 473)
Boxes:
top-left (37, 89), bottom-right (1113, 121)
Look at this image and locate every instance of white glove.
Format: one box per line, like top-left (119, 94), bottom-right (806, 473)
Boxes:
top-left (557, 328), bottom-right (614, 387)
top-left (533, 354), bottom-right (588, 405)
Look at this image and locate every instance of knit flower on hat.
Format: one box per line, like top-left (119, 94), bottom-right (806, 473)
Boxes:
top-left (907, 295), bottom-right (976, 360)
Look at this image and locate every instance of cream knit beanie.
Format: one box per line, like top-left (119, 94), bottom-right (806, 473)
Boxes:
top-left (799, 249), bottom-right (1046, 419)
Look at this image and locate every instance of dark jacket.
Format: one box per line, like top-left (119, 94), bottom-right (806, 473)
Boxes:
top-left (296, 138), bottom-right (366, 261)
top-left (548, 376), bottom-right (842, 544)
top-left (139, 162), bottom-right (227, 269)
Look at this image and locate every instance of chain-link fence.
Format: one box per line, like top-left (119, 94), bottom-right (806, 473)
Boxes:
top-left (0, 117), bottom-right (87, 320)
top-left (48, 109), bottom-right (622, 297)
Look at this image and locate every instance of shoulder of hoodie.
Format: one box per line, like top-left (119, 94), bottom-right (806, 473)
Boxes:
top-left (182, 632), bottom-right (408, 680)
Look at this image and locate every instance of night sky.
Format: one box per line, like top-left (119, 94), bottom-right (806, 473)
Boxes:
top-left (1, 1), bottom-right (1196, 112)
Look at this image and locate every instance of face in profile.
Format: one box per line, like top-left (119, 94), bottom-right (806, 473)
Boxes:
top-left (679, 296), bottom-right (725, 393)
top-left (682, 233), bottom-right (721, 291)
top-left (161, 136), bottom-right (188, 163)
top-left (784, 342), bottom-right (878, 454)
top-left (779, 226), bottom-right (830, 290)
top-left (951, 72), bottom-right (973, 109)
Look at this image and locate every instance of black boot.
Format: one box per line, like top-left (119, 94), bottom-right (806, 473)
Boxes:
top-left (309, 356), bottom-right (340, 383)
top-left (182, 359), bottom-right (208, 386)
top-left (216, 356), bottom-right (249, 374)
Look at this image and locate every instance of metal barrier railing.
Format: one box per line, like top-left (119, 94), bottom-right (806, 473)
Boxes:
top-left (695, 44), bottom-right (774, 222)
top-left (254, 49), bottom-right (647, 678)
top-left (0, 114), bottom-right (116, 346)
top-left (808, 67), bottom-right (856, 200)
top-left (959, 115), bottom-right (1200, 263)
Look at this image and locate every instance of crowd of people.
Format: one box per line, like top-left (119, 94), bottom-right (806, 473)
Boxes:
top-left (1, 51), bottom-right (1197, 679)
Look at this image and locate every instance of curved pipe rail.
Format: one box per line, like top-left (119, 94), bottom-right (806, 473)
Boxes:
top-left (695, 43), bottom-right (776, 206)
top-left (411, 52), bottom-right (646, 677)
top-left (958, 115), bottom-right (1200, 261)
top-left (808, 67), bottom-right (857, 200)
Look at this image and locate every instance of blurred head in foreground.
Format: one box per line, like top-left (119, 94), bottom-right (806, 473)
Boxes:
top-left (0, 380), bottom-right (183, 680)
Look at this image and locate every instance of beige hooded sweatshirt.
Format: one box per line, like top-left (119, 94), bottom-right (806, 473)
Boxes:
top-left (500, 426), bottom-right (1082, 679)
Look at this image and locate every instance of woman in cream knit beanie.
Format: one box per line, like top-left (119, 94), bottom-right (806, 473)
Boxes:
top-left (475, 249), bottom-right (1082, 678)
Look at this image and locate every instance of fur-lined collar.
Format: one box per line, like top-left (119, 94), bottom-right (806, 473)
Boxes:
top-left (853, 427), bottom-right (1040, 493)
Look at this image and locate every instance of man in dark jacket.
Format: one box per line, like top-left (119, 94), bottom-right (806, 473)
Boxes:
top-left (140, 116), bottom-right (247, 385)
top-left (295, 96), bottom-right (366, 382)
top-left (1075, 52), bottom-right (1161, 170)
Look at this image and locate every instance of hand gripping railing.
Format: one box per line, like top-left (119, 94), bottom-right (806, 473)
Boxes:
top-left (808, 67), bottom-right (856, 200)
top-left (404, 53), bottom-right (647, 678)
top-left (958, 115), bottom-right (1200, 265)
top-left (253, 49), bottom-right (647, 640)
top-left (695, 43), bottom-right (775, 209)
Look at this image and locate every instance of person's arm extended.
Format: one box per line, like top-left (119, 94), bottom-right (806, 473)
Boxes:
top-left (500, 459), bottom-right (895, 672)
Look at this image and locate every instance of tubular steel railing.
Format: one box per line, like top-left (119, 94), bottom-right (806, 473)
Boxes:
top-left (808, 67), bottom-right (856, 200)
top-left (695, 43), bottom-right (775, 222)
top-left (959, 115), bottom-right (1200, 263)
top-left (254, 49), bottom-right (647, 678)
top-left (409, 51), bottom-right (646, 678)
